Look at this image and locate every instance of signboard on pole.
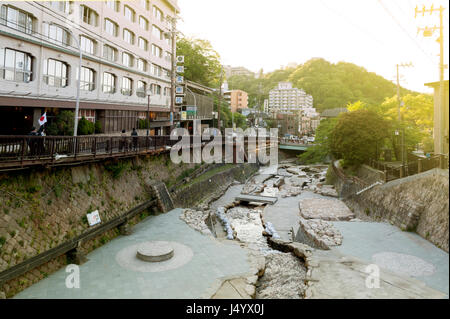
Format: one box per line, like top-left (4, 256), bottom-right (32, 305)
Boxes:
top-left (181, 111), bottom-right (187, 120)
top-left (175, 96), bottom-right (183, 104)
top-left (176, 76), bottom-right (184, 84)
top-left (176, 86), bottom-right (184, 94)
top-left (176, 66), bottom-right (185, 73)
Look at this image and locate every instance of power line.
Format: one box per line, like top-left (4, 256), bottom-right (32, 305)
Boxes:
top-left (318, 0), bottom-right (386, 46)
top-left (377, 0), bottom-right (435, 65)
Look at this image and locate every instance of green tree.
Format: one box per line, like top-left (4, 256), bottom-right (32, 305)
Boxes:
top-left (176, 37), bottom-right (222, 87)
top-left (77, 117), bottom-right (95, 135)
top-left (330, 110), bottom-right (390, 166)
top-left (348, 94), bottom-right (434, 158)
top-left (46, 110), bottom-right (74, 136)
top-left (298, 118), bottom-right (337, 164)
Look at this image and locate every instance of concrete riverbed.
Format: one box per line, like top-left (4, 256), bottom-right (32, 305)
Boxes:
top-left (14, 162), bottom-right (449, 299)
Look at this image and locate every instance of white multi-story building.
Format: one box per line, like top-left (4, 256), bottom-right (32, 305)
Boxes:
top-left (268, 82), bottom-right (314, 115)
top-left (0, 0), bottom-right (179, 135)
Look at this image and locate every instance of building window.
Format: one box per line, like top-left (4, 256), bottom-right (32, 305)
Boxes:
top-left (104, 18), bottom-right (118, 36)
top-left (103, 44), bottom-right (117, 62)
top-left (43, 58), bottom-right (68, 87)
top-left (163, 87), bottom-right (170, 96)
top-left (123, 29), bottom-right (134, 45)
top-left (80, 35), bottom-right (95, 54)
top-left (102, 72), bottom-right (116, 93)
top-left (152, 6), bottom-right (163, 21)
top-left (0, 5), bottom-right (35, 34)
top-left (140, 0), bottom-right (149, 10)
top-left (137, 59), bottom-right (147, 72)
top-left (121, 77), bottom-right (132, 96)
top-left (124, 5), bottom-right (135, 22)
top-left (137, 80), bottom-right (146, 98)
top-left (49, 1), bottom-right (70, 14)
top-left (79, 66), bottom-right (95, 91)
top-left (122, 52), bottom-right (133, 67)
top-left (164, 51), bottom-right (171, 62)
top-left (151, 44), bottom-right (162, 58)
top-left (105, 1), bottom-right (120, 12)
top-left (164, 33), bottom-right (172, 47)
top-left (151, 83), bottom-right (161, 95)
top-left (80, 5), bottom-right (98, 26)
top-left (138, 37), bottom-right (148, 51)
top-left (151, 64), bottom-right (162, 77)
top-left (152, 25), bottom-right (162, 40)
top-left (0, 48), bottom-right (32, 82)
top-left (43, 23), bottom-right (70, 46)
top-left (139, 16), bottom-right (148, 30)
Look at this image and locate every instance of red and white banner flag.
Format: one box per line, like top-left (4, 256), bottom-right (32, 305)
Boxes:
top-left (38, 112), bottom-right (47, 126)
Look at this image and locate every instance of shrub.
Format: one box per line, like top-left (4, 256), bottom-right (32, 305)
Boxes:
top-left (46, 110), bottom-right (74, 136)
top-left (94, 121), bottom-right (102, 134)
top-left (77, 117), bottom-right (95, 135)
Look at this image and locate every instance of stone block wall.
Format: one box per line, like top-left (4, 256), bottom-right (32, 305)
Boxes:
top-left (0, 153), bottom-right (197, 297)
top-left (336, 168), bottom-right (449, 252)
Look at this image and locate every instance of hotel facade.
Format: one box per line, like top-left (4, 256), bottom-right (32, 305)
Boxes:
top-left (0, 0), bottom-right (179, 135)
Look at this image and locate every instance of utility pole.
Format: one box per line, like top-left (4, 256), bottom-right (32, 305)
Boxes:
top-left (416, 5), bottom-right (446, 156)
top-left (396, 62), bottom-right (412, 172)
top-left (170, 18), bottom-right (176, 132)
top-left (163, 13), bottom-right (179, 133)
top-left (218, 68), bottom-right (223, 134)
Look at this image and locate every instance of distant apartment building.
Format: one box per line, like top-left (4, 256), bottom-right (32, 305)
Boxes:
top-left (0, 0), bottom-right (179, 135)
top-left (223, 65), bottom-right (255, 78)
top-left (268, 82), bottom-right (314, 115)
top-left (223, 89), bottom-right (248, 113)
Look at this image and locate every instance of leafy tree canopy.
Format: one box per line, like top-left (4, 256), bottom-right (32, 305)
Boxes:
top-left (176, 37), bottom-right (222, 88)
top-left (227, 58), bottom-right (416, 113)
top-left (330, 109), bottom-right (391, 166)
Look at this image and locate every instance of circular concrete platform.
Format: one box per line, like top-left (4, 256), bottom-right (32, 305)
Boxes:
top-left (115, 241), bottom-right (193, 273)
top-left (136, 241), bottom-right (174, 262)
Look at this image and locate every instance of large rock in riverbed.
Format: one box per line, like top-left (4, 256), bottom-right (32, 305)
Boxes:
top-left (298, 198), bottom-right (355, 221)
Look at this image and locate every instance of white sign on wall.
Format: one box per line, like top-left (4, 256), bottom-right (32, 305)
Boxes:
top-left (87, 210), bottom-right (101, 227)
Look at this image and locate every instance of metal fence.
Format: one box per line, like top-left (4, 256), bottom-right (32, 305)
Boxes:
top-left (0, 135), bottom-right (178, 163)
top-left (368, 154), bottom-right (448, 182)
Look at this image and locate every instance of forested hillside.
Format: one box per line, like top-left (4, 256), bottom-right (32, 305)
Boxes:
top-left (227, 58), bottom-right (416, 112)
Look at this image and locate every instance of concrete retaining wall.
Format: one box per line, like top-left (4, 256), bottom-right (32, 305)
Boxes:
top-left (334, 167), bottom-right (449, 252)
top-left (0, 154), bottom-right (197, 298)
top-left (172, 164), bottom-right (259, 208)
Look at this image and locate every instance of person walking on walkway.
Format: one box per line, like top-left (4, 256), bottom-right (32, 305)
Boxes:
top-left (131, 128), bottom-right (138, 151)
top-left (120, 129), bottom-right (127, 152)
top-left (27, 127), bottom-right (39, 156)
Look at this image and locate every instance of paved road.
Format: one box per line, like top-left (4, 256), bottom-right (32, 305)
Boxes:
top-left (14, 209), bottom-right (253, 299)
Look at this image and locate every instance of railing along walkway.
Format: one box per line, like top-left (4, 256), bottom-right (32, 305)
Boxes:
top-left (0, 135), bottom-right (276, 171)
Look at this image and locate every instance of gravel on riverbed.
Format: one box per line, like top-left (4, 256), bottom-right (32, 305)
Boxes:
top-left (256, 251), bottom-right (308, 299)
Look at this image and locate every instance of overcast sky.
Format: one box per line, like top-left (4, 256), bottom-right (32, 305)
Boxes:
top-left (177, 0), bottom-right (449, 93)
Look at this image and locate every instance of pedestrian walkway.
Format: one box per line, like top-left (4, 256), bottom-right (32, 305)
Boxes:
top-left (14, 209), bottom-right (252, 299)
